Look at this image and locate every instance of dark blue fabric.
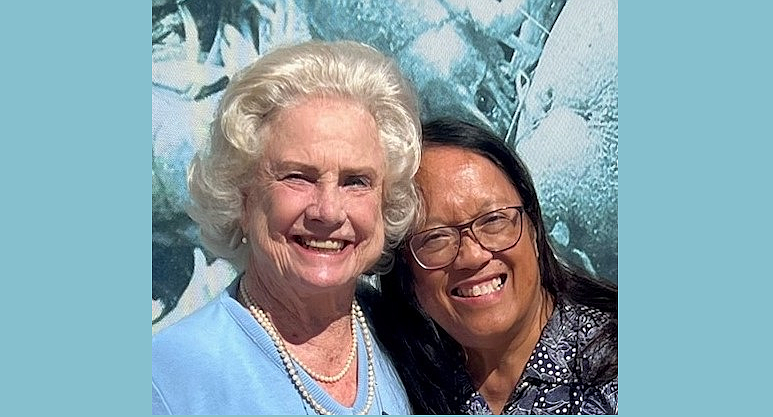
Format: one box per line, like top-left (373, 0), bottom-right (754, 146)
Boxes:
top-left (454, 299), bottom-right (617, 415)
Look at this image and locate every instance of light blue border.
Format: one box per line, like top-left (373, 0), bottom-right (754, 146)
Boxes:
top-left (2, 3), bottom-right (146, 415)
top-left (107, 3), bottom-right (147, 415)
top-left (623, 1), bottom-right (772, 414)
top-left (623, 1), bottom-right (680, 413)
top-left (7, 0), bottom-right (768, 414)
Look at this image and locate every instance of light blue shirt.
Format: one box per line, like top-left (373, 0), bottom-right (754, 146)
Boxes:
top-left (152, 288), bottom-right (411, 415)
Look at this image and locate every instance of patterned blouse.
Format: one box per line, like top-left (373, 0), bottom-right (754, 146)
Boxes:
top-left (454, 299), bottom-right (617, 415)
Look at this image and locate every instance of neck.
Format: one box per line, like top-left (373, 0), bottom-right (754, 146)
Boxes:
top-left (466, 291), bottom-right (554, 414)
top-left (238, 277), bottom-right (375, 411)
top-left (242, 261), bottom-right (355, 343)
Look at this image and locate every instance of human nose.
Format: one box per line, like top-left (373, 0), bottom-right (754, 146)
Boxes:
top-left (451, 229), bottom-right (492, 270)
top-left (306, 184), bottom-right (346, 225)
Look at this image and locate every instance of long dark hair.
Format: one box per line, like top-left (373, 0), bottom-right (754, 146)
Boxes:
top-left (365, 119), bottom-right (617, 414)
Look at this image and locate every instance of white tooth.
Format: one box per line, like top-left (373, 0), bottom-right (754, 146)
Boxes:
top-left (458, 277), bottom-right (506, 297)
top-left (304, 238), bottom-right (343, 250)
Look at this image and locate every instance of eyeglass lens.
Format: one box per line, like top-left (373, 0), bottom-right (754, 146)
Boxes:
top-left (410, 207), bottom-right (523, 269)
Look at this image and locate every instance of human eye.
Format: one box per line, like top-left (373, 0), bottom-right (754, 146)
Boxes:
top-left (281, 172), bottom-right (314, 184)
top-left (417, 229), bottom-right (455, 252)
top-left (342, 175), bottom-right (372, 189)
top-left (477, 211), bottom-right (512, 232)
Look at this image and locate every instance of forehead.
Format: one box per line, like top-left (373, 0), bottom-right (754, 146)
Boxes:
top-left (262, 97), bottom-right (384, 167)
top-left (417, 146), bottom-right (522, 224)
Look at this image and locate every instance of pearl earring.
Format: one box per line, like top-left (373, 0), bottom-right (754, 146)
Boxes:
top-left (242, 236), bottom-right (248, 244)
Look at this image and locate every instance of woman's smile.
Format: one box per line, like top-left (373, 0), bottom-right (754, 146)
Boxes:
top-left (244, 96), bottom-right (386, 290)
top-left (451, 274), bottom-right (507, 298)
top-left (411, 146), bottom-right (543, 348)
top-left (294, 236), bottom-right (349, 252)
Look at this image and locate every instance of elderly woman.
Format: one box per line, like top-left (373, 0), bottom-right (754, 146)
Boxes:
top-left (151, 41), bottom-right (421, 415)
top-left (368, 119), bottom-right (618, 414)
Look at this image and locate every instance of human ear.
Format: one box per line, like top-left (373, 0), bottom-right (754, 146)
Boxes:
top-left (530, 223), bottom-right (539, 258)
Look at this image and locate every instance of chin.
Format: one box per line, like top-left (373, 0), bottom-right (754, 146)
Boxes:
top-left (450, 317), bottom-right (513, 344)
top-left (295, 266), bottom-right (363, 288)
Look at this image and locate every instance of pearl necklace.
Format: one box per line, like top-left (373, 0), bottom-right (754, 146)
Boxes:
top-left (284, 304), bottom-right (358, 383)
top-left (239, 282), bottom-right (375, 415)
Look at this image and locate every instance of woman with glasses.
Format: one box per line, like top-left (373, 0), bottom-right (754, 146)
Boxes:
top-left (366, 119), bottom-right (618, 414)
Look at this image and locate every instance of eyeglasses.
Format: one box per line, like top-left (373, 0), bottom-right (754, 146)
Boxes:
top-left (408, 206), bottom-right (525, 270)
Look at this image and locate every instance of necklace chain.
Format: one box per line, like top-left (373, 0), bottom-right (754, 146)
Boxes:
top-left (239, 281), bottom-right (375, 415)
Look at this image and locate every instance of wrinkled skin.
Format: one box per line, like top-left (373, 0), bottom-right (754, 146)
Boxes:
top-left (152, 0), bottom-right (617, 332)
top-left (242, 97), bottom-right (387, 304)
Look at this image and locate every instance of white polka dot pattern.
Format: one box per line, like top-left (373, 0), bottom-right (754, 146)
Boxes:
top-left (456, 299), bottom-right (617, 415)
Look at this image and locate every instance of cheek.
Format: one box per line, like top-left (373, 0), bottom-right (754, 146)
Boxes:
top-left (256, 188), bottom-right (307, 231)
top-left (348, 196), bottom-right (384, 237)
top-left (411, 267), bottom-right (446, 313)
top-left (502, 244), bottom-right (542, 292)
top-left (242, 192), bottom-right (262, 232)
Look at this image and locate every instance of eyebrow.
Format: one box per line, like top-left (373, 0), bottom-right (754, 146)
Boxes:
top-left (423, 200), bottom-right (512, 228)
top-left (272, 160), bottom-right (381, 179)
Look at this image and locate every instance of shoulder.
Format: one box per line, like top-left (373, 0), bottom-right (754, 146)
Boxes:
top-left (557, 297), bottom-right (615, 344)
top-left (151, 291), bottom-right (281, 414)
top-left (152, 292), bottom-right (244, 366)
top-left (153, 293), bottom-right (224, 341)
top-left (580, 377), bottom-right (618, 415)
top-left (557, 297), bottom-right (617, 386)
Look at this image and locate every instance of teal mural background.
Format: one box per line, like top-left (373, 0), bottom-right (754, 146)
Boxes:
top-left (152, 0), bottom-right (618, 334)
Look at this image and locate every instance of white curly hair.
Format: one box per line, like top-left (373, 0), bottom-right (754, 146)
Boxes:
top-left (187, 40), bottom-right (422, 273)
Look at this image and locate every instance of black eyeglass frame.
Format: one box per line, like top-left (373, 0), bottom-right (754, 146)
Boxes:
top-left (408, 206), bottom-right (525, 270)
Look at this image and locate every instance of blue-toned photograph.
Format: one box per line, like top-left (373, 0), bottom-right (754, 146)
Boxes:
top-left (152, 0), bottom-right (617, 414)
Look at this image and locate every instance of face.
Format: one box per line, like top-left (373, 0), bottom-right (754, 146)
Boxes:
top-left (242, 97), bottom-right (386, 295)
top-left (411, 146), bottom-right (545, 350)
